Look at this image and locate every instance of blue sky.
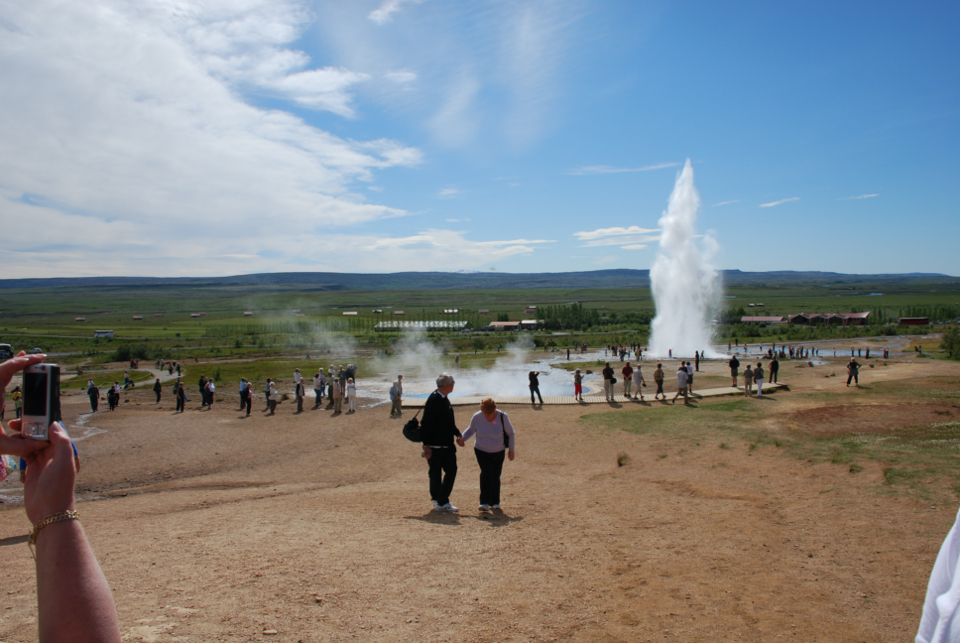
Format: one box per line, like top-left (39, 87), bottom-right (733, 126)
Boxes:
top-left (1, 0), bottom-right (957, 278)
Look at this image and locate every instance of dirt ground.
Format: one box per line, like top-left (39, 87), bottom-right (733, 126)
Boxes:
top-left (1, 351), bottom-right (958, 642)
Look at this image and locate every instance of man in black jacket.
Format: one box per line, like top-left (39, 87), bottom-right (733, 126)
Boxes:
top-left (420, 373), bottom-right (461, 512)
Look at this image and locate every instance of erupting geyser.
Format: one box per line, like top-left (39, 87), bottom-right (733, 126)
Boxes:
top-left (649, 159), bottom-right (723, 358)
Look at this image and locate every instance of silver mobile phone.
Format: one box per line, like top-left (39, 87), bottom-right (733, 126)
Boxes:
top-left (21, 364), bottom-right (60, 440)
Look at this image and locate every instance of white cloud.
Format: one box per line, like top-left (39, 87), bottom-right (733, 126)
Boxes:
top-left (759, 197), bottom-right (800, 208)
top-left (0, 0), bottom-right (425, 278)
top-left (369, 0), bottom-right (425, 25)
top-left (567, 162), bottom-right (679, 176)
top-left (318, 0), bottom-right (585, 150)
top-left (840, 193), bottom-right (879, 200)
top-left (438, 188), bottom-right (462, 199)
top-left (574, 227), bottom-right (659, 248)
top-left (575, 226), bottom-right (659, 240)
top-left (430, 74), bottom-right (482, 147)
top-left (711, 200), bottom-right (739, 207)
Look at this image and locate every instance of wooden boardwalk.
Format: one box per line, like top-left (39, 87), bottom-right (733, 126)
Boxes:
top-left (401, 383), bottom-right (787, 408)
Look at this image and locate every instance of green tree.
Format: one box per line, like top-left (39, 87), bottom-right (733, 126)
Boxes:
top-left (941, 328), bottom-right (960, 359)
top-left (472, 337), bottom-right (485, 354)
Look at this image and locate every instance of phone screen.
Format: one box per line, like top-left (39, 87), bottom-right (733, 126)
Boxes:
top-left (23, 371), bottom-right (48, 416)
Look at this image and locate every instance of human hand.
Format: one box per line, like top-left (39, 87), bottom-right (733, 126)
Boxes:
top-left (508, 450), bottom-right (515, 461)
top-left (1, 352), bottom-right (50, 458)
top-left (456, 438), bottom-right (465, 447)
top-left (23, 422), bottom-right (76, 525)
top-left (1, 418), bottom-right (48, 459)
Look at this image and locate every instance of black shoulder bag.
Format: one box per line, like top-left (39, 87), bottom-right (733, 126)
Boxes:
top-left (402, 408), bottom-right (423, 443)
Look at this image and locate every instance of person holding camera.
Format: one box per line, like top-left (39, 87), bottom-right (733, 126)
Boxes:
top-left (0, 352), bottom-right (122, 642)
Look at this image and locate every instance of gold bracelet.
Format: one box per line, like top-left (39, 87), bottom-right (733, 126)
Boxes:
top-left (28, 510), bottom-right (80, 557)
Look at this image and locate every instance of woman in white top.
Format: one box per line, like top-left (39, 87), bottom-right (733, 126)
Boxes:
top-left (267, 382), bottom-right (278, 415)
top-left (456, 398), bottom-right (516, 511)
top-left (346, 377), bottom-right (357, 412)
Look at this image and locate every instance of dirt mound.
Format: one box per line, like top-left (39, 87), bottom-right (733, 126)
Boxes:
top-left (787, 403), bottom-right (959, 435)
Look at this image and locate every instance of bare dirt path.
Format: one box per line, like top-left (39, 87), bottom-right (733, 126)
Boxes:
top-left (0, 355), bottom-right (956, 642)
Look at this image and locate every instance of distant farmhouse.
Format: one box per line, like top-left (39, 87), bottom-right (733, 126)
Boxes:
top-left (898, 316), bottom-right (930, 325)
top-left (485, 321), bottom-right (520, 331)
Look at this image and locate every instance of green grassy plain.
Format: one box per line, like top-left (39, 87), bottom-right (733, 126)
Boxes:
top-left (0, 274), bottom-right (957, 369)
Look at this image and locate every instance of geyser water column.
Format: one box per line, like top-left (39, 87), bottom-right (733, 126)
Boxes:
top-left (648, 159), bottom-right (723, 358)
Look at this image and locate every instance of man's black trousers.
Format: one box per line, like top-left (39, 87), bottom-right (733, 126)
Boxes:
top-left (427, 448), bottom-right (457, 506)
top-left (475, 448), bottom-right (505, 506)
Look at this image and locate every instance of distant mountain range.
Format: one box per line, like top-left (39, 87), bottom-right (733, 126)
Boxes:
top-left (0, 269), bottom-right (953, 291)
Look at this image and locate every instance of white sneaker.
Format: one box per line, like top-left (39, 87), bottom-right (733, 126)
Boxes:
top-left (432, 501), bottom-right (443, 511)
top-left (442, 502), bottom-right (458, 512)
top-left (492, 504), bottom-right (501, 510)
top-left (479, 504), bottom-right (491, 511)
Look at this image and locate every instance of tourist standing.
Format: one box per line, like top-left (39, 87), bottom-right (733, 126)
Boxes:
top-left (331, 378), bottom-right (342, 414)
top-left (743, 364), bottom-right (754, 396)
top-left (634, 364), bottom-right (646, 401)
top-left (264, 378), bottom-right (272, 411)
top-left (847, 358), bottom-right (861, 387)
top-left (295, 378), bottom-right (304, 413)
top-left (267, 381), bottom-right (279, 415)
top-left (457, 398), bottom-right (516, 511)
top-left (205, 379), bottom-right (216, 409)
top-left (769, 356), bottom-right (779, 384)
top-left (153, 378), bottom-right (162, 404)
top-left (602, 362), bottom-right (615, 401)
top-left (672, 365), bottom-right (688, 404)
top-left (529, 371), bottom-right (544, 405)
top-left (754, 362), bottom-right (764, 397)
top-left (313, 371), bottom-right (324, 409)
top-left (729, 355), bottom-right (740, 387)
top-left (238, 378), bottom-right (248, 410)
top-left (420, 373), bottom-right (461, 512)
top-left (389, 381), bottom-right (402, 416)
top-left (684, 361), bottom-right (695, 395)
top-left (573, 369), bottom-right (584, 401)
top-left (622, 362), bottom-right (634, 398)
top-left (243, 382), bottom-right (253, 416)
top-left (174, 378), bottom-right (185, 413)
top-left (653, 363), bottom-right (665, 400)
top-left (346, 377), bottom-right (357, 413)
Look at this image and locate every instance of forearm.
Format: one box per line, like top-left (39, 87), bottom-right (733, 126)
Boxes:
top-left (36, 520), bottom-right (121, 643)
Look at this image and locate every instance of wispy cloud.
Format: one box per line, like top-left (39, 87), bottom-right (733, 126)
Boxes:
top-left (438, 188), bottom-right (462, 199)
top-left (840, 193), bottom-right (879, 200)
top-left (567, 162), bottom-right (679, 176)
top-left (369, 0), bottom-right (426, 25)
top-left (573, 226), bottom-right (659, 249)
top-left (711, 200), bottom-right (739, 207)
top-left (575, 226), bottom-right (658, 240)
top-left (759, 197), bottom-right (800, 208)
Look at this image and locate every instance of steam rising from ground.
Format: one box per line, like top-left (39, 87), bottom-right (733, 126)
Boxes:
top-left (649, 159), bottom-right (723, 358)
top-left (364, 333), bottom-right (610, 402)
